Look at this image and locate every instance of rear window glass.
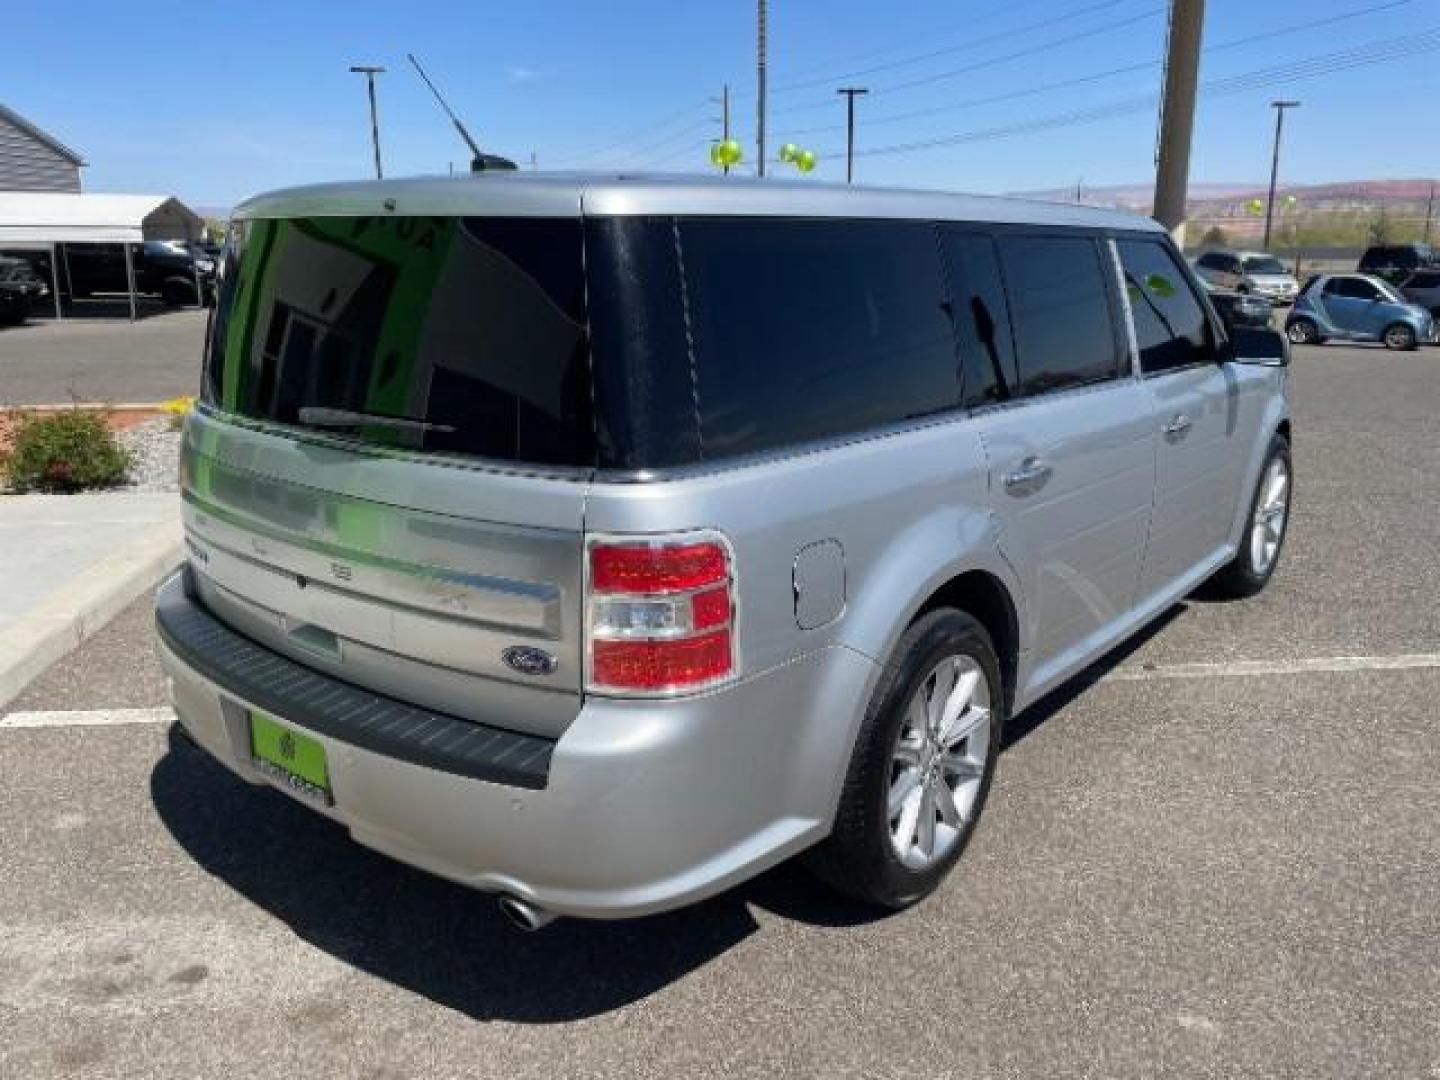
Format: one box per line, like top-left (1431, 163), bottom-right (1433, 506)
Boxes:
top-left (677, 218), bottom-right (959, 459)
top-left (204, 216), bottom-right (592, 466)
top-left (998, 235), bottom-right (1122, 395)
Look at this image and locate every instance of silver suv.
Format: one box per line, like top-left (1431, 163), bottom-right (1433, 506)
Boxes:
top-left (1193, 249), bottom-right (1299, 305)
top-left (156, 175), bottom-right (1293, 927)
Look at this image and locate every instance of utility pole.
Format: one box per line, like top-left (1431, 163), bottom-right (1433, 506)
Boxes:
top-left (1424, 180), bottom-right (1435, 245)
top-left (1152, 0), bottom-right (1205, 242)
top-left (836, 86), bottom-right (868, 184)
top-left (1262, 100), bottom-right (1300, 251)
top-left (756, 0), bottom-right (768, 177)
top-left (349, 65), bottom-right (386, 179)
top-left (718, 84), bottom-right (732, 175)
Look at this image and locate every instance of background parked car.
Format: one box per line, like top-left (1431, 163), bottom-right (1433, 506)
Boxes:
top-left (1398, 267), bottom-right (1440, 316)
top-left (1192, 249), bottom-right (1299, 305)
top-left (57, 240), bottom-right (215, 306)
top-left (0, 256), bottom-right (48, 302)
top-left (1202, 280), bottom-right (1274, 329)
top-left (1358, 243), bottom-right (1438, 286)
top-left (0, 279), bottom-right (33, 326)
top-left (1286, 272), bottom-right (1435, 350)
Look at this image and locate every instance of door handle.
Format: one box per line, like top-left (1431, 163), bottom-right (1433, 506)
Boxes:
top-left (1162, 413), bottom-right (1193, 439)
top-left (1003, 456), bottom-right (1053, 494)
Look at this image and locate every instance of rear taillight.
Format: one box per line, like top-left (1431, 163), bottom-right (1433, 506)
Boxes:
top-left (586, 533), bottom-right (738, 695)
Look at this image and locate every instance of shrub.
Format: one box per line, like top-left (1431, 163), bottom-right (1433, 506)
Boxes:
top-left (2, 410), bottom-right (131, 493)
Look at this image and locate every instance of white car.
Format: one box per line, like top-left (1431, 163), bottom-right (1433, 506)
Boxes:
top-left (1193, 250), bottom-right (1299, 305)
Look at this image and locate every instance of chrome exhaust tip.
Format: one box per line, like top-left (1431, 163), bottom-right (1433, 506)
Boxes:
top-left (497, 894), bottom-right (556, 932)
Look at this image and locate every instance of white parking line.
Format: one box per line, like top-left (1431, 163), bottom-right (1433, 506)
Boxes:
top-left (1, 707), bottom-right (173, 729)
top-left (3, 652), bottom-right (1439, 730)
top-left (1105, 653), bottom-right (1440, 682)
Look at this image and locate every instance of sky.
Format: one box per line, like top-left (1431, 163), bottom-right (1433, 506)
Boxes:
top-left (7, 0), bottom-right (1438, 209)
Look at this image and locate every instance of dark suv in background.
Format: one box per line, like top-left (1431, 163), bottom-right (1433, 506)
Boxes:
top-left (1358, 243), bottom-right (1437, 286)
top-left (29, 240), bottom-right (216, 306)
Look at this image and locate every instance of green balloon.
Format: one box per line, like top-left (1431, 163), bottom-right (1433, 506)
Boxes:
top-left (778, 142), bottom-right (800, 163)
top-left (795, 149), bottom-right (817, 173)
top-left (709, 139), bottom-right (743, 167)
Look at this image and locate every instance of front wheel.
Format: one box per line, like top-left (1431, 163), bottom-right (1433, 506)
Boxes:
top-left (805, 608), bottom-right (1005, 910)
top-left (1382, 322), bottom-right (1417, 351)
top-left (1207, 434), bottom-right (1292, 599)
top-left (1286, 318), bottom-right (1320, 345)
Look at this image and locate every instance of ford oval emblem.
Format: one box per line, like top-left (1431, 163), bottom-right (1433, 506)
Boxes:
top-left (502, 646), bottom-right (558, 677)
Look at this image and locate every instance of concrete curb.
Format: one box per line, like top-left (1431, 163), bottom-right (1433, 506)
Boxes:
top-left (0, 520), bottom-right (183, 709)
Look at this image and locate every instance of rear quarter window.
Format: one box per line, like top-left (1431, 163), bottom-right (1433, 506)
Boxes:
top-left (997, 235), bottom-right (1123, 395)
top-left (676, 218), bottom-right (959, 459)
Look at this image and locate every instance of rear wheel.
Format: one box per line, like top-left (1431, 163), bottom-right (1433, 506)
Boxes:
top-left (806, 608), bottom-right (1005, 909)
top-left (1207, 434), bottom-right (1292, 599)
top-left (1286, 318), bottom-right (1320, 345)
top-left (1382, 322), bottom-right (1417, 351)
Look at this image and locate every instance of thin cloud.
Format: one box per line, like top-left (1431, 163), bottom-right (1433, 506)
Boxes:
top-left (504, 65), bottom-right (539, 83)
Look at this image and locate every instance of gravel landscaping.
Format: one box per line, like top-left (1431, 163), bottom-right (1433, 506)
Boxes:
top-left (116, 418), bottom-right (182, 493)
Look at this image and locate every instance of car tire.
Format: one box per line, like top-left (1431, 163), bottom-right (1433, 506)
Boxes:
top-left (1207, 433), bottom-right (1292, 600)
top-left (1382, 322), bottom-right (1417, 351)
top-left (804, 608), bottom-right (1005, 910)
top-left (1286, 318), bottom-right (1320, 345)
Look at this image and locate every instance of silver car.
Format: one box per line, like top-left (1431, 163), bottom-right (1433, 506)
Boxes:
top-left (1193, 249), bottom-right (1300, 305)
top-left (157, 175), bottom-right (1293, 927)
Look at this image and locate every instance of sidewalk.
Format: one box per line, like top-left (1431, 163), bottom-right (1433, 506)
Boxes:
top-left (0, 491), bottom-right (181, 705)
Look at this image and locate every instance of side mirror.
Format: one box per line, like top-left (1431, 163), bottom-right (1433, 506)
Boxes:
top-left (1227, 325), bottom-right (1289, 367)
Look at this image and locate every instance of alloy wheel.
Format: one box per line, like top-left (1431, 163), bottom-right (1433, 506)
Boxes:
top-left (1250, 455), bottom-right (1290, 575)
top-left (887, 654), bottom-right (991, 871)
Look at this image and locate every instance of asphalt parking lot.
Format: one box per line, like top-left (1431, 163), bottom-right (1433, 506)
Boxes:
top-left (0, 309), bottom-right (207, 406)
top-left (3, 341), bottom-right (1439, 1079)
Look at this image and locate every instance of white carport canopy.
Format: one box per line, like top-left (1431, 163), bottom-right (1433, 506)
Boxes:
top-left (0, 192), bottom-right (205, 244)
top-left (0, 193), bottom-right (206, 320)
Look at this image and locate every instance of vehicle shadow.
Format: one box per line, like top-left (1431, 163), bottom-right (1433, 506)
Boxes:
top-left (149, 727), bottom-right (881, 1024)
top-left (1001, 604), bottom-right (1183, 750)
top-left (149, 604), bottom-right (1186, 1022)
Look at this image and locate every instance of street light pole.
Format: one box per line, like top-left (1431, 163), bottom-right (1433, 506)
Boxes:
top-left (1262, 100), bottom-right (1300, 251)
top-left (836, 86), bottom-right (868, 184)
top-left (349, 65), bottom-right (387, 179)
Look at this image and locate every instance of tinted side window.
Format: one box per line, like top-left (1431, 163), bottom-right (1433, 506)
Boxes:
top-left (1197, 253), bottom-right (1224, 270)
top-left (939, 230), bottom-right (1018, 406)
top-left (678, 218), bottom-right (958, 458)
top-left (1326, 277), bottom-right (1377, 300)
top-left (997, 235), bottom-right (1122, 395)
top-left (1118, 239), bottom-right (1214, 374)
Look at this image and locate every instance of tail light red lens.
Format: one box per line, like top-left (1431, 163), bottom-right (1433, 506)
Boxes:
top-left (586, 534), bottom-right (737, 695)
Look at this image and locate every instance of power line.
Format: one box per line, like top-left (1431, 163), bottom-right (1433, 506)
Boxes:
top-left (558, 99), bottom-right (711, 167)
top-left (778, 0), bottom-right (1412, 138)
top-left (765, 0), bottom-right (1140, 96)
top-left (771, 6), bottom-right (1168, 117)
top-left (825, 27), bottom-right (1440, 162)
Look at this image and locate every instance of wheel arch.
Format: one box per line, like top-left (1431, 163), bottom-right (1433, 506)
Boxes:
top-left (912, 570), bottom-right (1021, 715)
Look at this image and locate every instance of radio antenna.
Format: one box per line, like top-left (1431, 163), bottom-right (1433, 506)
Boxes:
top-left (407, 53), bottom-right (516, 172)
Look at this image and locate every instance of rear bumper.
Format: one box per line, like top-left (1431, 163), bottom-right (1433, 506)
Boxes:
top-left (156, 571), bottom-right (877, 919)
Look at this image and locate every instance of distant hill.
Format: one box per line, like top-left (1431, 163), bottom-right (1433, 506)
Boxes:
top-left (1015, 178), bottom-right (1435, 247)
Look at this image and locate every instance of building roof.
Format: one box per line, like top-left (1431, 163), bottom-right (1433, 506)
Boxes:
top-left (234, 171), bottom-right (1164, 233)
top-left (0, 192), bottom-right (205, 244)
top-left (0, 104), bottom-right (85, 166)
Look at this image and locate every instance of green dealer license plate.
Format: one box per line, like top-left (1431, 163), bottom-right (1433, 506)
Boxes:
top-left (249, 711), bottom-right (332, 805)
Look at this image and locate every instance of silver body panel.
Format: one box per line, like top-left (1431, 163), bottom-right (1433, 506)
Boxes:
top-left (163, 174), bottom-right (1288, 918)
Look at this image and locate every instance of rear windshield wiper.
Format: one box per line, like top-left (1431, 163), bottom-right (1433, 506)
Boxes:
top-left (297, 406), bottom-right (456, 435)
